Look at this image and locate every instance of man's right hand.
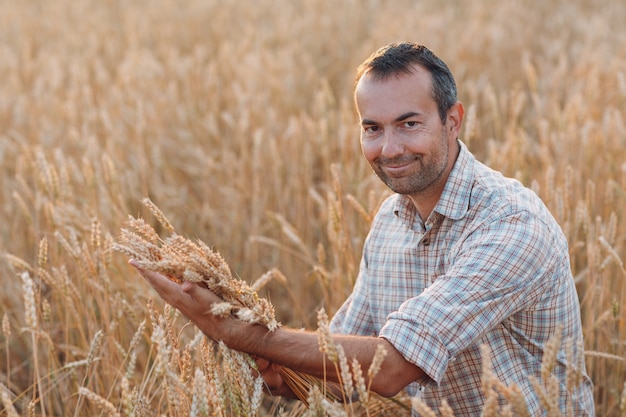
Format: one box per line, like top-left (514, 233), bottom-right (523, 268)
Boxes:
top-left (254, 358), bottom-right (296, 398)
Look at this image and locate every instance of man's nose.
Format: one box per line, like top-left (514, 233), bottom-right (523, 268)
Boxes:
top-left (380, 130), bottom-right (404, 159)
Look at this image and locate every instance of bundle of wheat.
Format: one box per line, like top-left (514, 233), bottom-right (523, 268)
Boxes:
top-left (113, 198), bottom-right (411, 414)
top-left (114, 200), bottom-right (313, 397)
top-left (113, 198), bottom-right (280, 331)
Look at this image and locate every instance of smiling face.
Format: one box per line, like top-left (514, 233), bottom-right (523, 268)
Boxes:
top-left (355, 64), bottom-right (464, 210)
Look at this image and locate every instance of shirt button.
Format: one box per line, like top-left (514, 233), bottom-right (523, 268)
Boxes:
top-left (423, 238), bottom-right (430, 246)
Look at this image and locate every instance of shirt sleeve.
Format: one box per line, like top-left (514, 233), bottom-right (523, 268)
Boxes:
top-left (330, 253), bottom-right (376, 336)
top-left (379, 209), bottom-right (564, 385)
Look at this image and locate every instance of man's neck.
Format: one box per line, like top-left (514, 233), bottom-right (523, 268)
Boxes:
top-left (408, 193), bottom-right (439, 223)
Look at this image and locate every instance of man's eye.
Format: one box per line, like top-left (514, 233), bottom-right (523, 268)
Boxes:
top-left (404, 121), bottom-right (418, 128)
top-left (364, 126), bottom-right (380, 133)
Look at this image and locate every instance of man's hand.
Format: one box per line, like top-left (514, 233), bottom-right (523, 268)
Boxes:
top-left (254, 358), bottom-right (296, 398)
top-left (129, 260), bottom-right (218, 322)
top-left (129, 259), bottom-right (296, 398)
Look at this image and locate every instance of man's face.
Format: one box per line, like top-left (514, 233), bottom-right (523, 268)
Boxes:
top-left (355, 65), bottom-right (457, 199)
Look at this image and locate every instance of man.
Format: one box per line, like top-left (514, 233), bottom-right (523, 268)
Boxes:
top-left (131, 42), bottom-right (595, 415)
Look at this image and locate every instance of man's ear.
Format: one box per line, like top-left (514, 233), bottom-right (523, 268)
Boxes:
top-left (447, 101), bottom-right (465, 137)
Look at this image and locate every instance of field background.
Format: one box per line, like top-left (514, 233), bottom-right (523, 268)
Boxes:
top-left (0, 0), bottom-right (625, 415)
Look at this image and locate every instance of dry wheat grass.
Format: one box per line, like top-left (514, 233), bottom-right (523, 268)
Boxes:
top-left (0, 0), bottom-right (624, 415)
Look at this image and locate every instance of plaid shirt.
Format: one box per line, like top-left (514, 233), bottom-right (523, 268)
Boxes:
top-left (330, 141), bottom-right (594, 416)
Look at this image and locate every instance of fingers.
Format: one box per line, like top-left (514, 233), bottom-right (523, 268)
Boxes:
top-left (255, 357), bottom-right (271, 372)
top-left (180, 281), bottom-right (223, 306)
top-left (129, 259), bottom-right (222, 312)
top-left (129, 259), bottom-right (193, 308)
top-left (129, 259), bottom-right (175, 290)
top-left (130, 260), bottom-right (208, 298)
top-left (253, 360), bottom-right (285, 392)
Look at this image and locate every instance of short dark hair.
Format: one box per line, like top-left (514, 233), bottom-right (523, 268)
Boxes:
top-left (355, 42), bottom-right (457, 123)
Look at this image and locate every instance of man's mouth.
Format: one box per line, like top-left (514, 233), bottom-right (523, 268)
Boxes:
top-left (380, 158), bottom-right (416, 177)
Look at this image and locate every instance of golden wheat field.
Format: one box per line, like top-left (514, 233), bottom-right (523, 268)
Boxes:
top-left (0, 0), bottom-right (625, 415)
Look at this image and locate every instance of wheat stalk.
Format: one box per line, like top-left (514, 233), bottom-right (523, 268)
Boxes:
top-left (0, 383), bottom-right (19, 417)
top-left (78, 387), bottom-right (121, 417)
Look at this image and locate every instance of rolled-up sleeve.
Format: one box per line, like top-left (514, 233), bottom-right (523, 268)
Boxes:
top-left (379, 210), bottom-right (560, 385)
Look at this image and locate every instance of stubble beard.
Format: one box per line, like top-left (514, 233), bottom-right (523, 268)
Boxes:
top-left (373, 131), bottom-right (450, 196)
